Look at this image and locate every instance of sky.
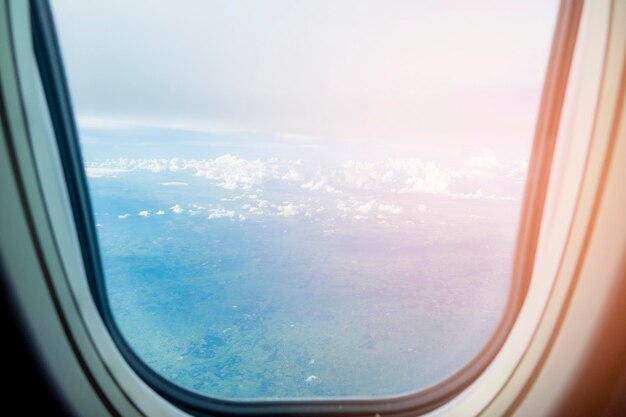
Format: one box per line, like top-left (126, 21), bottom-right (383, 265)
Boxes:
top-left (51, 0), bottom-right (559, 163)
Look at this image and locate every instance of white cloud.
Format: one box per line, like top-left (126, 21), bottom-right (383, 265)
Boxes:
top-left (160, 181), bottom-right (188, 186)
top-left (506, 159), bottom-right (529, 181)
top-left (84, 155), bottom-right (459, 197)
top-left (156, 210), bottom-right (165, 215)
top-left (85, 158), bottom-right (174, 174)
top-left (399, 162), bottom-right (450, 194)
top-left (339, 159), bottom-right (455, 196)
top-left (470, 148), bottom-right (502, 170)
top-left (277, 203), bottom-right (299, 217)
top-left (356, 200), bottom-right (376, 214)
top-left (221, 195), bottom-right (245, 202)
top-left (138, 210), bottom-right (149, 217)
top-left (380, 171), bottom-right (394, 182)
top-left (168, 158), bottom-right (181, 172)
top-left (336, 201), bottom-right (351, 213)
top-left (487, 194), bottom-right (516, 201)
top-left (170, 204), bottom-right (184, 214)
top-left (194, 154), bottom-right (269, 191)
top-left (341, 160), bottom-right (395, 190)
top-left (84, 154), bottom-right (525, 205)
top-left (282, 168), bottom-right (304, 182)
top-left (84, 155), bottom-right (278, 189)
top-left (208, 207), bottom-right (236, 219)
top-left (85, 167), bottom-right (128, 178)
top-left (378, 203), bottom-right (403, 214)
top-left (458, 189), bottom-right (484, 199)
top-left (302, 177), bottom-right (327, 191)
top-left (117, 213), bottom-right (130, 219)
top-left (353, 214), bottom-right (368, 220)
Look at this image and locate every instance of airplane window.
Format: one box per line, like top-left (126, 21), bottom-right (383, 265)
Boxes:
top-left (50, 0), bottom-right (559, 400)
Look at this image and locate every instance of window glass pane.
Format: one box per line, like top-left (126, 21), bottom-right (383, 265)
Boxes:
top-left (52, 0), bottom-right (558, 399)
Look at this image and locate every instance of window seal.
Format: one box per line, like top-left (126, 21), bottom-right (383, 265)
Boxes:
top-left (29, 0), bottom-right (583, 415)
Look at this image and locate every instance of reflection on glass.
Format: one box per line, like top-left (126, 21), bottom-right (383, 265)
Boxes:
top-left (53, 0), bottom-right (558, 398)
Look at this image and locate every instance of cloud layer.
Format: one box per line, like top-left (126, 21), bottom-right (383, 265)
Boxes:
top-left (87, 150), bottom-right (525, 227)
top-left (86, 150), bottom-right (524, 199)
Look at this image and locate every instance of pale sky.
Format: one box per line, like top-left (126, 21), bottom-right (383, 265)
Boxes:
top-left (52, 0), bottom-right (559, 161)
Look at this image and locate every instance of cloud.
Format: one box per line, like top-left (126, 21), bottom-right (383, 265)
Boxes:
top-left (117, 213), bottom-right (130, 219)
top-left (85, 158), bottom-right (178, 174)
top-left (380, 171), bottom-right (394, 182)
top-left (208, 207), bottom-right (236, 219)
top-left (84, 157), bottom-right (206, 176)
top-left (156, 210), bottom-right (165, 215)
top-left (84, 153), bottom-right (525, 204)
top-left (194, 154), bottom-right (269, 191)
top-left (168, 157), bottom-right (181, 172)
top-left (339, 159), bottom-right (455, 195)
top-left (378, 203), bottom-right (403, 214)
top-left (336, 199), bottom-right (403, 217)
top-left (85, 167), bottom-right (128, 178)
top-left (336, 201), bottom-right (351, 213)
top-left (277, 203), bottom-right (299, 217)
top-left (84, 155), bottom-right (459, 197)
top-left (470, 148), bottom-right (502, 170)
top-left (457, 189), bottom-right (483, 199)
top-left (487, 194), bottom-right (515, 201)
top-left (170, 204), bottom-right (184, 214)
top-left (397, 161), bottom-right (451, 194)
top-left (282, 168), bottom-right (304, 182)
top-left (138, 210), bottom-right (149, 217)
top-left (356, 200), bottom-right (376, 214)
top-left (221, 196), bottom-right (244, 202)
top-left (506, 159), bottom-right (529, 182)
top-left (341, 160), bottom-right (396, 190)
top-left (302, 177), bottom-right (328, 191)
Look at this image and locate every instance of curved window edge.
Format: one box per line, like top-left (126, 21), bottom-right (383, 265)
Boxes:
top-left (6, 0), bottom-right (587, 415)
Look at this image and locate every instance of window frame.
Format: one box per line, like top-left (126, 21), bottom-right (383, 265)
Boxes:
top-left (0, 0), bottom-right (592, 415)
